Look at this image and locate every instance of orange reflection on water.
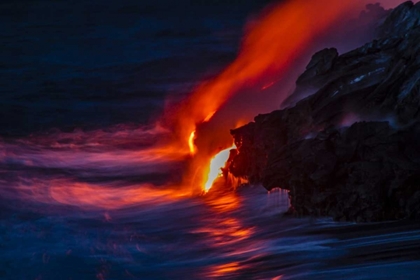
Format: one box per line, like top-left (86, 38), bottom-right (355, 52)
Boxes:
top-left (192, 193), bottom-right (253, 246)
top-left (194, 192), bottom-right (255, 278)
top-left (204, 191), bottom-right (241, 212)
top-left (16, 179), bottom-right (189, 210)
top-left (193, 215), bottom-right (254, 247)
top-left (208, 262), bottom-right (241, 278)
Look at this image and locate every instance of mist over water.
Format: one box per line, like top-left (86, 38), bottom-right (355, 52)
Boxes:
top-left (1, 0), bottom-right (420, 279)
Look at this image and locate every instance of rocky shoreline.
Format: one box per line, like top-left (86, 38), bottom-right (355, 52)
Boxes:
top-left (227, 1), bottom-right (420, 222)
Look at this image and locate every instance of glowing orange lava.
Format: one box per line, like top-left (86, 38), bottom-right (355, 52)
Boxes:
top-left (188, 130), bottom-right (196, 154)
top-left (203, 144), bottom-right (235, 192)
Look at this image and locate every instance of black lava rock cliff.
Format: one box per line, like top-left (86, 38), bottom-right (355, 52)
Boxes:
top-left (228, 1), bottom-right (420, 222)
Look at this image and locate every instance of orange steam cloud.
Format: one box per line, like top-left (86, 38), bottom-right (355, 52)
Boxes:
top-left (163, 0), bottom-right (373, 192)
top-left (167, 0), bottom-right (368, 151)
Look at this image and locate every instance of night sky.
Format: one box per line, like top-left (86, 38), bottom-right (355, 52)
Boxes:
top-left (0, 0), bottom-right (274, 136)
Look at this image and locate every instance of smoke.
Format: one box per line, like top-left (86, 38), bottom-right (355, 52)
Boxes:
top-left (163, 0), bottom-right (412, 191)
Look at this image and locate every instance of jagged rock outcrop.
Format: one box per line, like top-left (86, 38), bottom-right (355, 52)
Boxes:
top-left (263, 122), bottom-right (420, 222)
top-left (228, 1), bottom-right (420, 222)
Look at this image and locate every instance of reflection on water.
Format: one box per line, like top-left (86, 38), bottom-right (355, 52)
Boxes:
top-left (2, 181), bottom-right (420, 279)
top-left (0, 132), bottom-right (420, 279)
top-left (198, 192), bottom-right (260, 278)
top-left (208, 261), bottom-right (241, 278)
top-left (201, 194), bottom-right (251, 257)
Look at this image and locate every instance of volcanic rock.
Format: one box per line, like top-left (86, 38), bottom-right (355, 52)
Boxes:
top-left (228, 1), bottom-right (420, 222)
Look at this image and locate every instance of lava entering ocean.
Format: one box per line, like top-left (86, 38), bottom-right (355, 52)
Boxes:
top-left (166, 0), bottom-right (374, 192)
top-left (203, 144), bottom-right (235, 193)
top-left (0, 0), bottom-right (406, 209)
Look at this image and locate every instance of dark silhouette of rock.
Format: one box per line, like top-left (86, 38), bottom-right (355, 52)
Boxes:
top-left (228, 1), bottom-right (420, 222)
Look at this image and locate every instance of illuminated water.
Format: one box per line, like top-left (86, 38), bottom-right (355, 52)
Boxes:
top-left (1, 0), bottom-right (420, 279)
top-left (2, 180), bottom-right (420, 279)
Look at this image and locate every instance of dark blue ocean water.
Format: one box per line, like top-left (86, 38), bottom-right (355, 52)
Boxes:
top-left (1, 1), bottom-right (420, 279)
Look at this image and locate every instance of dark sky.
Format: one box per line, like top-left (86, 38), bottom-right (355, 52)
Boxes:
top-left (0, 0), bottom-right (275, 136)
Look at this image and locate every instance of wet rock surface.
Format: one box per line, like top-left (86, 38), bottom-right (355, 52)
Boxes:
top-left (228, 1), bottom-right (420, 222)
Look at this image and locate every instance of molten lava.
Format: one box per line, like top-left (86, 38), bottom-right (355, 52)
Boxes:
top-left (204, 145), bottom-right (235, 192)
top-left (189, 130), bottom-right (196, 155)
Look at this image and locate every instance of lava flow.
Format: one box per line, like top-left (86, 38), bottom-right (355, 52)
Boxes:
top-left (188, 130), bottom-right (196, 155)
top-left (167, 0), bottom-right (369, 193)
top-left (203, 144), bottom-right (235, 193)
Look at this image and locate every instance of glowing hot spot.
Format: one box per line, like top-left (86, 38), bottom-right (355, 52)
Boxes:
top-left (189, 131), bottom-right (196, 154)
top-left (204, 145), bottom-right (235, 192)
